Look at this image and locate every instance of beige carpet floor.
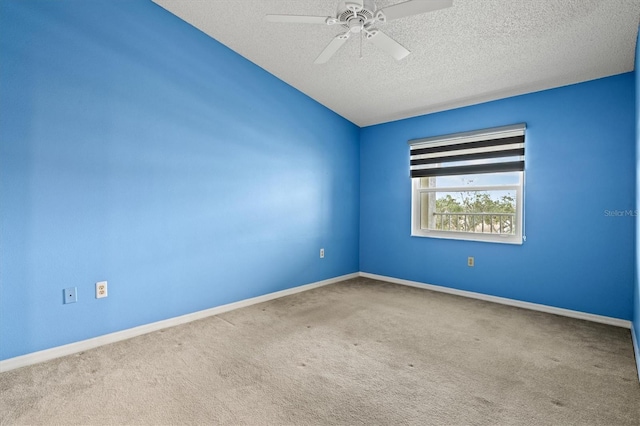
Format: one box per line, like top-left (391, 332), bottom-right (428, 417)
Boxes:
top-left (1, 277), bottom-right (639, 425)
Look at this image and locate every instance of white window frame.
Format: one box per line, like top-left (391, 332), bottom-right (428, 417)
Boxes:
top-left (409, 123), bottom-right (526, 245)
top-left (411, 173), bottom-right (524, 244)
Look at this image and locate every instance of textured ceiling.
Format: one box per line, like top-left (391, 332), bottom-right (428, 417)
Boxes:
top-left (151, 0), bottom-right (640, 127)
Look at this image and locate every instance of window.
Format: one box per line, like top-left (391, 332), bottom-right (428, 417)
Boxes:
top-left (409, 124), bottom-right (525, 244)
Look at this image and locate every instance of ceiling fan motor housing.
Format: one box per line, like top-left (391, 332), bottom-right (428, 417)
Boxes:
top-left (337, 0), bottom-right (376, 28)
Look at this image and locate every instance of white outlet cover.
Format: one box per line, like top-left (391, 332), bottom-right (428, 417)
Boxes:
top-left (96, 281), bottom-right (108, 299)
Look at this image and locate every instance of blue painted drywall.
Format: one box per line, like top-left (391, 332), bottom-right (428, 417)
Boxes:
top-left (360, 74), bottom-right (636, 320)
top-left (634, 25), bottom-right (640, 366)
top-left (0, 0), bottom-right (360, 360)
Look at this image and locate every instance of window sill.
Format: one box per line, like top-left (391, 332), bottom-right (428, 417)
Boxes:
top-left (411, 229), bottom-right (523, 245)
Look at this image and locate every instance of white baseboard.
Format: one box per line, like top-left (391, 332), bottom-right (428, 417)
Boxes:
top-left (359, 272), bottom-right (632, 329)
top-left (0, 273), bottom-right (359, 373)
top-left (632, 324), bottom-right (640, 383)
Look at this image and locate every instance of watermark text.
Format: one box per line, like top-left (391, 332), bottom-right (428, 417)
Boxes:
top-left (604, 209), bottom-right (638, 217)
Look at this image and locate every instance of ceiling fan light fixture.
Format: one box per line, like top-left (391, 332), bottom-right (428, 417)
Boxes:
top-left (348, 18), bottom-right (365, 33)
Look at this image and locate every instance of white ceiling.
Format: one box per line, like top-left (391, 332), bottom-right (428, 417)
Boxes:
top-left (151, 0), bottom-right (640, 127)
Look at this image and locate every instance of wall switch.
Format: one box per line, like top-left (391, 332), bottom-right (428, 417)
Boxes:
top-left (320, 248), bottom-right (325, 259)
top-left (96, 281), bottom-right (108, 299)
top-left (64, 287), bottom-right (77, 304)
top-left (468, 257), bottom-right (475, 267)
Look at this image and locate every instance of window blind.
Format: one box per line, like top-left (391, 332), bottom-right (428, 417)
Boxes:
top-left (408, 123), bottom-right (526, 178)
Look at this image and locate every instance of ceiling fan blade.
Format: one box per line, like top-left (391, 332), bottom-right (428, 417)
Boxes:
top-left (378, 0), bottom-right (452, 22)
top-left (314, 34), bottom-right (350, 64)
top-left (368, 30), bottom-right (410, 61)
top-left (265, 15), bottom-right (330, 24)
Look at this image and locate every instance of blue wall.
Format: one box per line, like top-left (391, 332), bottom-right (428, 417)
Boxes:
top-left (360, 74), bottom-right (636, 320)
top-left (0, 0), bottom-right (360, 361)
top-left (634, 26), bottom-right (640, 363)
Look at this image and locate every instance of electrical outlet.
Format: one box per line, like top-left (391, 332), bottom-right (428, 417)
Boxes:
top-left (468, 257), bottom-right (475, 267)
top-left (96, 281), bottom-right (108, 299)
top-left (320, 248), bottom-right (325, 259)
top-left (64, 287), bottom-right (77, 304)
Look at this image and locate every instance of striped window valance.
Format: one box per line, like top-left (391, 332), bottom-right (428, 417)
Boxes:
top-left (408, 123), bottom-right (526, 178)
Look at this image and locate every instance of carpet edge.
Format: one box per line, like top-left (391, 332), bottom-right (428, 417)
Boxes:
top-left (632, 323), bottom-right (640, 383)
top-left (359, 272), bottom-right (632, 329)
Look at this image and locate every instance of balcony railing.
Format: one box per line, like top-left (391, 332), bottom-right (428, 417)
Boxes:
top-left (431, 212), bottom-right (515, 235)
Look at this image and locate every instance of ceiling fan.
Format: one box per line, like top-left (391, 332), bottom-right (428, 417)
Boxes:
top-left (265, 0), bottom-right (453, 64)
